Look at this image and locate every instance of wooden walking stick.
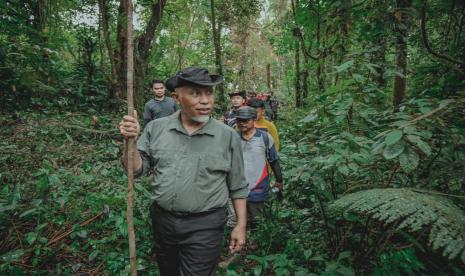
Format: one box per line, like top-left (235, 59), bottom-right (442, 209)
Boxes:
top-left (125, 0), bottom-right (137, 275)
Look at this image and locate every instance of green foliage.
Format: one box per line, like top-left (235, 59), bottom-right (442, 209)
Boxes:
top-left (1, 0), bottom-right (465, 274)
top-left (0, 111), bottom-right (158, 274)
top-left (330, 188), bottom-right (465, 263)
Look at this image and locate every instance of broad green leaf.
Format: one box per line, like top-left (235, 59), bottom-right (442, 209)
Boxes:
top-left (301, 113), bottom-right (318, 123)
top-left (384, 130), bottom-right (403, 145)
top-left (383, 142), bottom-right (405, 160)
top-left (371, 140), bottom-right (385, 154)
top-left (19, 208), bottom-right (36, 218)
top-left (406, 135), bottom-right (432, 156)
top-left (352, 73), bottom-right (365, 82)
top-left (338, 250), bottom-right (352, 260)
top-left (374, 129), bottom-right (390, 140)
top-left (415, 139), bottom-right (432, 156)
top-left (365, 63), bottom-right (380, 75)
top-left (334, 60), bottom-right (354, 72)
top-left (399, 149), bottom-right (419, 173)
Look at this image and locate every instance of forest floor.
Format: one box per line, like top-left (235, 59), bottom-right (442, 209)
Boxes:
top-left (1, 109), bottom-right (319, 275)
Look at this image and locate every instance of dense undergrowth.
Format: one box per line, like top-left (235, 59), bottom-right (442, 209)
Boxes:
top-left (0, 109), bottom-right (159, 275)
top-left (2, 93), bottom-right (464, 275)
top-left (221, 94), bottom-right (465, 275)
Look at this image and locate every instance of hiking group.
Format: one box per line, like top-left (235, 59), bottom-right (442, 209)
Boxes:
top-left (119, 66), bottom-right (282, 276)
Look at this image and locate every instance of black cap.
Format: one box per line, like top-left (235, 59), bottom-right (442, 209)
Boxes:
top-left (228, 90), bottom-right (246, 98)
top-left (247, 98), bottom-right (265, 108)
top-left (235, 106), bottom-right (257, 120)
top-left (165, 67), bottom-right (223, 92)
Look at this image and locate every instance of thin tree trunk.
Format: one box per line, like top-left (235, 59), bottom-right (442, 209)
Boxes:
top-left (236, 28), bottom-right (249, 90)
top-left (392, 0), bottom-right (411, 108)
top-left (97, 18), bottom-right (105, 72)
top-left (300, 41), bottom-right (309, 104)
top-left (266, 63), bottom-right (271, 90)
top-left (98, 0), bottom-right (123, 100)
top-left (116, 0), bottom-right (129, 99)
top-left (210, 0), bottom-right (226, 111)
top-left (316, 17), bottom-right (325, 93)
top-left (376, 37), bottom-right (387, 87)
top-left (294, 41), bottom-right (302, 108)
top-left (291, 0), bottom-right (302, 107)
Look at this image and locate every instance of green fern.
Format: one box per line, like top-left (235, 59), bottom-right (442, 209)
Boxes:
top-left (330, 188), bottom-right (465, 263)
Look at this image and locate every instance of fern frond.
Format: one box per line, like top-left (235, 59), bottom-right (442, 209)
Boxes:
top-left (330, 188), bottom-right (465, 263)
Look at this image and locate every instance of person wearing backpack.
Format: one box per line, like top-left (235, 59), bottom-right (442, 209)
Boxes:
top-left (247, 98), bottom-right (280, 151)
top-left (235, 106), bottom-right (284, 228)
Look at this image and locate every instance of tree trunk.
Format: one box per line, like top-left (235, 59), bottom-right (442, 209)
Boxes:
top-left (368, 0), bottom-right (388, 88)
top-left (134, 0), bottom-right (167, 110)
top-left (334, 0), bottom-right (351, 86)
top-left (210, 0), bottom-right (226, 111)
top-left (392, 0), bottom-right (411, 108)
top-left (300, 41), bottom-right (309, 104)
top-left (294, 41), bottom-right (302, 108)
top-left (316, 17), bottom-right (325, 93)
top-left (115, 0), bottom-right (167, 109)
top-left (98, 0), bottom-right (123, 100)
top-left (236, 28), bottom-right (249, 90)
top-left (116, 0), bottom-right (129, 99)
top-left (266, 63), bottom-right (271, 90)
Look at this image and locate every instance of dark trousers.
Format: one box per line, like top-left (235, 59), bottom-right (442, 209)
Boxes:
top-left (247, 201), bottom-right (265, 230)
top-left (150, 203), bottom-right (226, 276)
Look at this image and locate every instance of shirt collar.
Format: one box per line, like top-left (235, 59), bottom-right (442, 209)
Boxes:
top-left (239, 128), bottom-right (259, 140)
top-left (154, 97), bottom-right (166, 102)
top-left (167, 112), bottom-right (216, 136)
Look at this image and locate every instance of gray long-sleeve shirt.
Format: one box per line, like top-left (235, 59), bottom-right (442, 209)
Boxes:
top-left (131, 113), bottom-right (248, 213)
top-left (143, 97), bottom-right (177, 125)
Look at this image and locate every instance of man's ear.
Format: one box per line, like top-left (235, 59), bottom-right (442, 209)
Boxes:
top-left (172, 92), bottom-right (180, 103)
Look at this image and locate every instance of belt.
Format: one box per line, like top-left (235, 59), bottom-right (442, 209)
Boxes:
top-left (153, 202), bottom-right (224, 218)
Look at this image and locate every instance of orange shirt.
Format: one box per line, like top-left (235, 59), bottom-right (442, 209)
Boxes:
top-left (255, 117), bottom-right (280, 151)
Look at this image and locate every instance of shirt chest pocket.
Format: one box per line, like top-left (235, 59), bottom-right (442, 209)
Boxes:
top-left (150, 149), bottom-right (177, 176)
top-left (198, 153), bottom-right (229, 177)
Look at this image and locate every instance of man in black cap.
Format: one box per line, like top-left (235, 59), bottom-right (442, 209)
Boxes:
top-left (119, 67), bottom-right (248, 276)
top-left (224, 90), bottom-right (246, 127)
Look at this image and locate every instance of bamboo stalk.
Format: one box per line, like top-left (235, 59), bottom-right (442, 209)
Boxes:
top-left (125, 0), bottom-right (137, 275)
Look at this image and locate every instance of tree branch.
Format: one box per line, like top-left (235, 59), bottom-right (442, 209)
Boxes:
top-left (420, 0), bottom-right (465, 69)
top-left (137, 0), bottom-right (167, 59)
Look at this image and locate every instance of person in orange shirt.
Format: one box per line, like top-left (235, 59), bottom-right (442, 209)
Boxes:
top-left (247, 98), bottom-right (280, 151)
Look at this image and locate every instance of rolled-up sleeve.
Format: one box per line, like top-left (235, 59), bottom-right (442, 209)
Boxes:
top-left (227, 132), bottom-right (248, 199)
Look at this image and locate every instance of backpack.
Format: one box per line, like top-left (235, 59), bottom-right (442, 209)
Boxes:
top-left (258, 129), bottom-right (271, 162)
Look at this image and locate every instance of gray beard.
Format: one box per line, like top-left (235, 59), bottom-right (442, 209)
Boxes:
top-left (190, 115), bottom-right (210, 123)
